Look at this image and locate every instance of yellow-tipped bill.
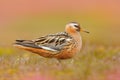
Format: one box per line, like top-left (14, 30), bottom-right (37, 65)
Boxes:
top-left (80, 29), bottom-right (90, 33)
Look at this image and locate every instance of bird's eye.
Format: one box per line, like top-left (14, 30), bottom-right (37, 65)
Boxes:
top-left (73, 24), bottom-right (80, 31)
top-left (74, 25), bottom-right (79, 27)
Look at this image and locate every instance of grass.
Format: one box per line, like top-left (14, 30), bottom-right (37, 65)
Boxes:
top-left (0, 44), bottom-right (120, 80)
top-left (0, 13), bottom-right (120, 80)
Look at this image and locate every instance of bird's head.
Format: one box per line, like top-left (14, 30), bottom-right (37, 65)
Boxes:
top-left (65, 22), bottom-right (89, 34)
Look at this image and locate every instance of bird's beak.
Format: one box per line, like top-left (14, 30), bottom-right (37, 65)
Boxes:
top-left (80, 29), bottom-right (90, 33)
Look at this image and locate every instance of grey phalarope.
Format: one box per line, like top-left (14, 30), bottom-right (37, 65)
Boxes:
top-left (14, 22), bottom-right (89, 59)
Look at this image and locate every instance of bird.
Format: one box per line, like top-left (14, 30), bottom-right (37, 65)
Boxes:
top-left (14, 22), bottom-right (89, 60)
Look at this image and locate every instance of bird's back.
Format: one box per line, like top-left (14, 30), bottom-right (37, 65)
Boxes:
top-left (14, 32), bottom-right (77, 59)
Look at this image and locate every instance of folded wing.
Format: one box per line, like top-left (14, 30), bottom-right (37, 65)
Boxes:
top-left (14, 32), bottom-right (72, 54)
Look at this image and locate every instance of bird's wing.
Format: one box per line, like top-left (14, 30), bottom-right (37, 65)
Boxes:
top-left (15, 32), bottom-right (73, 54)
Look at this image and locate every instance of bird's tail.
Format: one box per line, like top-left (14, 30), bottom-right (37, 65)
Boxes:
top-left (14, 39), bottom-right (41, 49)
top-left (14, 39), bottom-right (57, 58)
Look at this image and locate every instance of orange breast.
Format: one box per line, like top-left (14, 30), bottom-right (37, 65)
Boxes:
top-left (54, 46), bottom-right (78, 59)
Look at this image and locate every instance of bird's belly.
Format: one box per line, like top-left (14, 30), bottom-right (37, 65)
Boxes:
top-left (54, 48), bottom-right (79, 59)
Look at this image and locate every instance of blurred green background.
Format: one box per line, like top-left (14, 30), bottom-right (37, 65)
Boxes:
top-left (0, 0), bottom-right (120, 80)
top-left (0, 0), bottom-right (120, 47)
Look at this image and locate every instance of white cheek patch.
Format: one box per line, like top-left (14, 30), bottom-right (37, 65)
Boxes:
top-left (69, 23), bottom-right (76, 26)
top-left (38, 45), bottom-right (58, 52)
top-left (68, 23), bottom-right (78, 29)
top-left (69, 23), bottom-right (78, 27)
